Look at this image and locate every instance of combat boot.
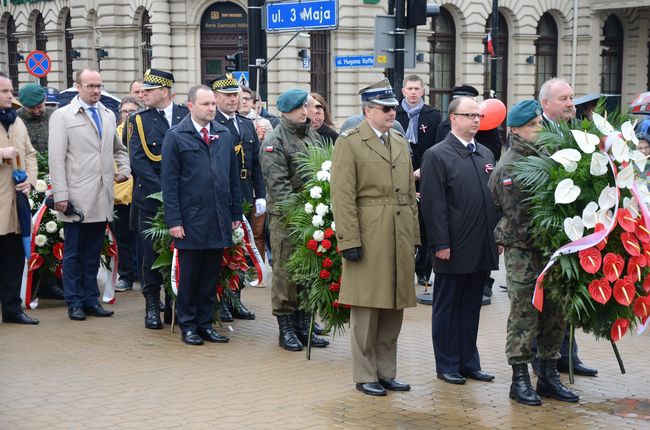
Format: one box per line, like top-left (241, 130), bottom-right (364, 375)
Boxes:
top-left (277, 315), bottom-right (303, 351)
top-left (229, 289), bottom-right (256, 320)
top-left (219, 299), bottom-right (234, 322)
top-left (293, 310), bottom-right (329, 348)
top-left (144, 293), bottom-right (163, 329)
top-left (509, 363), bottom-right (541, 406)
top-left (536, 359), bottom-right (580, 402)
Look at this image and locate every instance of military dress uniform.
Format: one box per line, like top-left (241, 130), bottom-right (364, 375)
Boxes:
top-left (128, 69), bottom-right (189, 329)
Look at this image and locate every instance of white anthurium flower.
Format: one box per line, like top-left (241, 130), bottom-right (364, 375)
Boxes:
top-left (311, 214), bottom-right (324, 227)
top-left (616, 164), bottom-right (635, 189)
top-left (581, 201), bottom-right (599, 229)
top-left (45, 221), bottom-right (58, 233)
top-left (554, 178), bottom-right (581, 204)
top-left (315, 203), bottom-right (329, 216)
top-left (321, 160), bottom-right (332, 172)
top-left (330, 221), bottom-right (336, 232)
top-left (596, 208), bottom-right (614, 227)
top-left (563, 216), bottom-right (584, 241)
top-left (611, 135), bottom-right (630, 163)
top-left (623, 197), bottom-right (641, 219)
top-left (59, 228), bottom-right (65, 240)
top-left (621, 121), bottom-right (639, 146)
top-left (589, 152), bottom-right (609, 176)
top-left (570, 130), bottom-right (600, 154)
top-left (35, 234), bottom-right (47, 247)
top-left (598, 186), bottom-right (617, 211)
top-left (634, 179), bottom-right (650, 205)
top-left (550, 149), bottom-right (581, 172)
top-left (313, 230), bottom-right (325, 241)
top-left (29, 198), bottom-right (34, 210)
top-left (592, 112), bottom-right (615, 135)
top-left (630, 150), bottom-right (648, 172)
top-left (316, 170), bottom-right (330, 182)
top-left (310, 186), bottom-right (323, 199)
top-left (304, 202), bottom-right (314, 214)
top-left (35, 179), bottom-right (47, 193)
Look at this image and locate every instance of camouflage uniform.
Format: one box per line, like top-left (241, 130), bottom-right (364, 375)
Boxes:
top-left (16, 107), bottom-right (55, 154)
top-left (488, 133), bottom-right (565, 365)
top-left (259, 117), bottom-right (325, 315)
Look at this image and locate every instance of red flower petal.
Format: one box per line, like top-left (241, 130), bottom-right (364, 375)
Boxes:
top-left (321, 239), bottom-right (332, 250)
top-left (307, 239), bottom-right (318, 251)
top-left (611, 318), bottom-right (629, 342)
top-left (332, 300), bottom-right (340, 308)
top-left (627, 255), bottom-right (647, 282)
top-left (54, 265), bottom-right (62, 279)
top-left (617, 208), bottom-right (637, 232)
top-left (594, 223), bottom-right (608, 250)
top-left (644, 276), bottom-right (650, 294)
top-left (588, 279), bottom-right (612, 304)
top-left (319, 269), bottom-right (331, 280)
top-left (621, 232), bottom-right (641, 256)
top-left (579, 248), bottom-right (602, 274)
top-left (329, 282), bottom-right (340, 292)
top-left (636, 221), bottom-right (650, 244)
top-left (613, 278), bottom-right (635, 306)
top-left (324, 228), bottom-right (334, 239)
top-left (603, 253), bottom-right (625, 282)
top-left (28, 252), bottom-right (44, 271)
top-left (322, 258), bottom-right (333, 269)
top-left (53, 242), bottom-right (65, 261)
top-left (633, 296), bottom-right (650, 318)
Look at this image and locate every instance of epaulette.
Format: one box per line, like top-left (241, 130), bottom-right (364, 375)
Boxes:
top-left (339, 127), bottom-right (359, 138)
top-left (237, 113), bottom-right (254, 123)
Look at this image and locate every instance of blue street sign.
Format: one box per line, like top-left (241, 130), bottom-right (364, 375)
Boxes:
top-left (334, 55), bottom-right (375, 68)
top-left (25, 50), bottom-right (51, 78)
top-left (264, 0), bottom-right (338, 32)
top-left (232, 71), bottom-right (250, 87)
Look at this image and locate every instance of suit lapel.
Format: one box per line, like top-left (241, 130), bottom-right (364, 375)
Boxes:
top-left (388, 129), bottom-right (404, 163)
top-left (359, 121), bottom-right (390, 163)
top-left (216, 111), bottom-right (239, 137)
top-left (171, 104), bottom-right (185, 126)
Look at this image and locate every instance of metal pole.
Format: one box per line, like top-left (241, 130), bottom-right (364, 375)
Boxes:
top-left (393, 0), bottom-right (406, 95)
top-left (248, 0), bottom-right (268, 99)
top-left (490, 0), bottom-right (498, 97)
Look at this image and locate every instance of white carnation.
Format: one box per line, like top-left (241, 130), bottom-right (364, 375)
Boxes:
top-left (315, 203), bottom-right (329, 216)
top-left (330, 221), bottom-right (336, 232)
top-left (45, 221), bottom-right (58, 233)
top-left (304, 202), bottom-right (314, 214)
top-left (321, 160), bottom-right (332, 172)
top-left (35, 234), bottom-right (47, 247)
top-left (309, 186), bottom-right (323, 199)
top-left (312, 214), bottom-right (324, 227)
top-left (59, 228), bottom-right (65, 240)
top-left (35, 180), bottom-right (47, 193)
top-left (312, 230), bottom-right (325, 241)
top-left (316, 170), bottom-right (330, 182)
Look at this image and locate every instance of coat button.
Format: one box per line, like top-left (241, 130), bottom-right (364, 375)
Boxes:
top-left (392, 165), bottom-right (396, 169)
top-left (397, 211), bottom-right (401, 215)
top-left (152, 142), bottom-right (157, 146)
top-left (395, 188), bottom-right (399, 192)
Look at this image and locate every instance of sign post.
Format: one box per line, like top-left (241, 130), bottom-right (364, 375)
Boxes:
top-left (25, 50), bottom-right (51, 78)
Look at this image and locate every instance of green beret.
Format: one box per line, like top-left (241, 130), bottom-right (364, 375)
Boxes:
top-left (277, 89), bottom-right (308, 113)
top-left (18, 83), bottom-right (46, 107)
top-left (507, 99), bottom-right (542, 127)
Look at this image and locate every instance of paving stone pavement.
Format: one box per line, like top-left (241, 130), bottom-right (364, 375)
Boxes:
top-left (1, 263), bottom-right (650, 430)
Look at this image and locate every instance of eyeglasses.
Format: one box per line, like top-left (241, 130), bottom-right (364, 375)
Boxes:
top-left (120, 109), bottom-right (137, 114)
top-left (241, 97), bottom-right (252, 102)
top-left (372, 105), bottom-right (397, 113)
top-left (80, 83), bottom-right (104, 90)
top-left (453, 113), bottom-right (484, 120)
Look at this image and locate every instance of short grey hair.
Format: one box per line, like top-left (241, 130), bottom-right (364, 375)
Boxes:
top-left (538, 77), bottom-right (570, 103)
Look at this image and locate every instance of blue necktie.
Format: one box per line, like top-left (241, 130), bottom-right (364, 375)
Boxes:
top-left (468, 142), bottom-right (476, 153)
top-left (88, 107), bottom-right (102, 138)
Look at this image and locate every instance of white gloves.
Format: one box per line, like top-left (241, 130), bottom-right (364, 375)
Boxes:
top-left (255, 198), bottom-right (266, 216)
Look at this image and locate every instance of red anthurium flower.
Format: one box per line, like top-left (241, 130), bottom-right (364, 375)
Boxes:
top-left (329, 282), bottom-right (340, 292)
top-left (319, 269), bottom-right (331, 280)
top-left (321, 239), bottom-right (332, 250)
top-left (332, 300), bottom-right (340, 308)
top-left (617, 208), bottom-right (637, 232)
top-left (53, 242), bottom-right (64, 261)
top-left (229, 274), bottom-right (239, 291)
top-left (216, 285), bottom-right (223, 297)
top-left (603, 253), bottom-right (625, 282)
top-left (644, 276), bottom-right (650, 294)
top-left (611, 318), bottom-right (629, 342)
top-left (579, 248), bottom-right (602, 274)
top-left (627, 255), bottom-right (647, 282)
top-left (588, 279), bottom-right (612, 304)
top-left (307, 239), bottom-right (318, 251)
top-left (28, 252), bottom-right (44, 271)
top-left (54, 265), bottom-right (62, 279)
top-left (324, 228), bottom-right (334, 239)
top-left (107, 242), bottom-right (118, 258)
top-left (636, 222), bottom-right (650, 244)
top-left (613, 278), bottom-right (635, 306)
top-left (621, 232), bottom-right (641, 256)
top-left (322, 258), bottom-right (333, 269)
top-left (633, 296), bottom-right (650, 318)
top-left (594, 223), bottom-right (608, 250)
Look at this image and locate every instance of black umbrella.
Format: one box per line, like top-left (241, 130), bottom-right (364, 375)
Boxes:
top-left (57, 87), bottom-right (121, 121)
top-left (12, 157), bottom-right (31, 259)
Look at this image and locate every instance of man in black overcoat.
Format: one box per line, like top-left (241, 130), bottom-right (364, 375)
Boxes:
top-left (420, 97), bottom-right (498, 385)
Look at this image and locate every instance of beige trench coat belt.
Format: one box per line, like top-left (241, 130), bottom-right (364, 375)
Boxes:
top-left (356, 195), bottom-right (410, 206)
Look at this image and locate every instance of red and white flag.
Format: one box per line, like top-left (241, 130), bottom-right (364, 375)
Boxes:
top-left (486, 32), bottom-right (496, 56)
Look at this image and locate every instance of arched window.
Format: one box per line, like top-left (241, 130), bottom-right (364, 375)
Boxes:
top-left (484, 13), bottom-right (508, 104)
top-left (428, 7), bottom-right (455, 113)
top-left (140, 10), bottom-right (152, 74)
top-left (310, 31), bottom-right (331, 104)
top-left (601, 15), bottom-right (623, 95)
top-left (6, 15), bottom-right (19, 91)
top-left (534, 13), bottom-right (558, 99)
top-left (65, 12), bottom-right (74, 88)
top-left (35, 12), bottom-right (48, 86)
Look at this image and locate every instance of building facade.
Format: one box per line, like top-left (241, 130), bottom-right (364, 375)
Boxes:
top-left (0, 0), bottom-right (647, 125)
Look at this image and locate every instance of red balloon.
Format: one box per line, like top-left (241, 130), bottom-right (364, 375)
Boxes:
top-left (478, 98), bottom-right (506, 130)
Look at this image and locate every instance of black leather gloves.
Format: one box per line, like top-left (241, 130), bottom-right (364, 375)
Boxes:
top-left (342, 247), bottom-right (363, 262)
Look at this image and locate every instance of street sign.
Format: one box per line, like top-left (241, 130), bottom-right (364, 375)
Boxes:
top-left (232, 71), bottom-right (250, 87)
top-left (264, 0), bottom-right (338, 32)
top-left (373, 15), bottom-right (416, 69)
top-left (25, 50), bottom-right (51, 78)
top-left (334, 55), bottom-right (375, 68)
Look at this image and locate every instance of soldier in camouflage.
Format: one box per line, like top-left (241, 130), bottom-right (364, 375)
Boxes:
top-left (17, 83), bottom-right (55, 154)
top-left (488, 99), bottom-right (579, 406)
top-left (259, 88), bottom-right (329, 352)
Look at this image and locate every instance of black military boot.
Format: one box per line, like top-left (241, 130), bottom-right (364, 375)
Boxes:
top-left (144, 293), bottom-right (163, 329)
top-left (536, 359), bottom-right (580, 402)
top-left (277, 315), bottom-right (303, 351)
top-left (219, 299), bottom-right (234, 322)
top-left (509, 363), bottom-right (542, 406)
top-left (293, 310), bottom-right (330, 348)
top-left (229, 289), bottom-right (255, 320)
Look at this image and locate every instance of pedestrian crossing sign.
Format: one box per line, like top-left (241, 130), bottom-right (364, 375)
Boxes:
top-left (232, 71), bottom-right (250, 88)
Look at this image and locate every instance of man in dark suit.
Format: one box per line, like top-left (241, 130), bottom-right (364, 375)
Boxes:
top-left (161, 84), bottom-right (242, 345)
top-left (395, 74), bottom-right (441, 287)
top-left (420, 96), bottom-right (498, 385)
top-left (128, 69), bottom-right (189, 329)
top-left (211, 74), bottom-right (264, 321)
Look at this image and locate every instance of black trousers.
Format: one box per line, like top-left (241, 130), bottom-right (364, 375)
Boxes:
top-left (431, 272), bottom-right (485, 374)
top-left (62, 222), bottom-right (105, 309)
top-left (0, 233), bottom-right (25, 317)
top-left (415, 200), bottom-right (432, 279)
top-left (176, 248), bottom-right (224, 333)
top-left (112, 204), bottom-right (134, 284)
top-left (138, 208), bottom-right (163, 296)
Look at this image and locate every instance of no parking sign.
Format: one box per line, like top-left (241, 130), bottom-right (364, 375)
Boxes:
top-left (25, 50), bottom-right (51, 78)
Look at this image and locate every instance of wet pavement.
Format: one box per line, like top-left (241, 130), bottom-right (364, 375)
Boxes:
top-left (1, 264), bottom-right (650, 429)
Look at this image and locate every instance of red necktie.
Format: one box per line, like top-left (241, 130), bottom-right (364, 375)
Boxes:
top-left (201, 127), bottom-right (210, 146)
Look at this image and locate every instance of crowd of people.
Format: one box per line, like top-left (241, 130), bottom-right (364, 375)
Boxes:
top-left (2, 67), bottom-right (649, 404)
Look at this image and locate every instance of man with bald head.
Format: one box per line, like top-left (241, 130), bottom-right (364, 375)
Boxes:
top-left (420, 96), bottom-right (499, 385)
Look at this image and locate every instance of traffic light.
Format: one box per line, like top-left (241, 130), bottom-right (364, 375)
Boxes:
top-left (406, 0), bottom-right (440, 27)
top-left (225, 52), bottom-right (243, 72)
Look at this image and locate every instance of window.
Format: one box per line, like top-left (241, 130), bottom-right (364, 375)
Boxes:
top-left (35, 12), bottom-right (47, 86)
top-left (484, 13), bottom-right (508, 104)
top-left (310, 31), bottom-right (331, 104)
top-left (428, 7), bottom-right (455, 113)
top-left (6, 15), bottom-right (18, 91)
top-left (65, 12), bottom-right (74, 88)
top-left (601, 15), bottom-right (623, 95)
top-left (534, 13), bottom-right (558, 99)
top-left (141, 10), bottom-right (152, 74)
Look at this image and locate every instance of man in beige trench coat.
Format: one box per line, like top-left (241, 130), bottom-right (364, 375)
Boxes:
top-left (331, 79), bottom-right (420, 396)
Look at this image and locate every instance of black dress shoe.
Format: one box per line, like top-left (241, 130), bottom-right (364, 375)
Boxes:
top-left (2, 311), bottom-right (39, 325)
top-left (557, 360), bottom-right (598, 376)
top-left (83, 304), bottom-right (114, 317)
top-left (461, 370), bottom-right (495, 382)
top-left (199, 328), bottom-right (229, 343)
top-left (437, 373), bottom-right (466, 384)
top-left (182, 331), bottom-right (204, 345)
top-left (379, 378), bottom-right (411, 391)
top-left (68, 307), bottom-right (86, 321)
top-left (356, 382), bottom-right (387, 396)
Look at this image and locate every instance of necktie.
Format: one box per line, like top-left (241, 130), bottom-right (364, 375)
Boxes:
top-left (88, 107), bottom-right (102, 138)
top-left (380, 134), bottom-right (390, 147)
top-left (158, 110), bottom-right (169, 126)
top-left (201, 127), bottom-right (210, 146)
top-left (229, 117), bottom-right (239, 134)
top-left (468, 142), bottom-right (476, 153)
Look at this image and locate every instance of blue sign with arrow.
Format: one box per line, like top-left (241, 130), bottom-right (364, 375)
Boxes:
top-left (264, 0), bottom-right (338, 32)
